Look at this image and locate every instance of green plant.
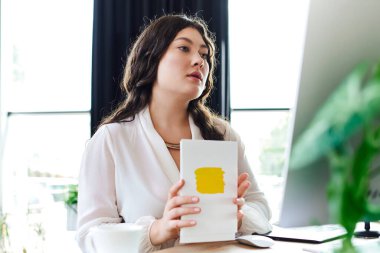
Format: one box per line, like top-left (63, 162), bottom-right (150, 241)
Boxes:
top-left (290, 61), bottom-right (380, 253)
top-left (65, 184), bottom-right (78, 212)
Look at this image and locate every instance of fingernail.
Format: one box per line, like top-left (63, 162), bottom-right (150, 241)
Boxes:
top-left (192, 197), bottom-right (199, 202)
top-left (237, 198), bottom-right (246, 205)
top-left (190, 220), bottom-right (196, 225)
top-left (194, 207), bottom-right (200, 212)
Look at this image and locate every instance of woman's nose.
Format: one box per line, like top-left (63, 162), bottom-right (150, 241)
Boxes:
top-left (193, 54), bottom-right (205, 68)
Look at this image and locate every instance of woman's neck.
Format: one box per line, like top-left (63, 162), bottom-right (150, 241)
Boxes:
top-left (149, 100), bottom-right (188, 128)
top-left (149, 95), bottom-right (191, 143)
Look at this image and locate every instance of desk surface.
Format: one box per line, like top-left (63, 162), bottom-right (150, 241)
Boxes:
top-left (155, 223), bottom-right (380, 253)
top-left (155, 239), bottom-right (380, 253)
top-left (155, 240), bottom-right (310, 253)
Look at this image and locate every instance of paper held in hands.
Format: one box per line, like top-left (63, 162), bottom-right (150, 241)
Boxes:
top-left (179, 140), bottom-right (238, 243)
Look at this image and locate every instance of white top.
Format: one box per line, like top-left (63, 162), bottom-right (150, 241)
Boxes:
top-left (76, 106), bottom-right (272, 253)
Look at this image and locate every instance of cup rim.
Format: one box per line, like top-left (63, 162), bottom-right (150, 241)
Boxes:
top-left (90, 223), bottom-right (143, 233)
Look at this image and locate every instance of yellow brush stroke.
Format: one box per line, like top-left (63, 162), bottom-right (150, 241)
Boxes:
top-left (195, 167), bottom-right (225, 194)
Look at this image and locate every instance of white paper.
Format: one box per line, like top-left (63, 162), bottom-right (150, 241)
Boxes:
top-left (179, 140), bottom-right (238, 243)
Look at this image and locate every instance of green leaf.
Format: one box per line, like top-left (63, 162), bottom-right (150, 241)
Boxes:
top-left (365, 203), bottom-right (380, 221)
top-left (290, 62), bottom-right (380, 170)
top-left (288, 60), bottom-right (380, 253)
top-left (65, 184), bottom-right (78, 207)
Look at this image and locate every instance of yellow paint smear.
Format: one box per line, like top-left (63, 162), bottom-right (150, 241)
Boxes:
top-left (195, 167), bottom-right (225, 194)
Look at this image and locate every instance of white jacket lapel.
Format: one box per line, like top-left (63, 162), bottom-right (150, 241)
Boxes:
top-left (138, 107), bottom-right (179, 184)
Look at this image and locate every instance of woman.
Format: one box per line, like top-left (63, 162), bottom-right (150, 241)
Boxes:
top-left (76, 14), bottom-right (272, 253)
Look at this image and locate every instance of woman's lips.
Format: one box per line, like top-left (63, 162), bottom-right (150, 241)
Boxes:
top-left (187, 71), bottom-right (203, 81)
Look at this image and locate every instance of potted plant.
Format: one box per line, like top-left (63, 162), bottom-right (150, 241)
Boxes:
top-left (64, 184), bottom-right (78, 231)
top-left (290, 61), bottom-right (380, 252)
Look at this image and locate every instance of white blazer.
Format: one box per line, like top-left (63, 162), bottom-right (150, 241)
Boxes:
top-left (76, 106), bottom-right (272, 253)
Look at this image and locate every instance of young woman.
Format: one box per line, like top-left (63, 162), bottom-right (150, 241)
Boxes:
top-left (76, 14), bottom-right (272, 253)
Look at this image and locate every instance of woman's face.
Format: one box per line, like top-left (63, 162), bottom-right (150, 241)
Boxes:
top-left (153, 27), bottom-right (210, 101)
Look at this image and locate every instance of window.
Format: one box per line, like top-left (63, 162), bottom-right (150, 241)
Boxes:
top-left (229, 0), bottom-right (310, 221)
top-left (0, 0), bottom-right (93, 251)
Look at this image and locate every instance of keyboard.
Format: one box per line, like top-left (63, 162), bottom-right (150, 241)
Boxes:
top-left (263, 224), bottom-right (347, 244)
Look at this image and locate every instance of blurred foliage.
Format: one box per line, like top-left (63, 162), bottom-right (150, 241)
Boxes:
top-left (259, 116), bottom-right (289, 176)
top-left (289, 61), bottom-right (380, 252)
top-left (64, 184), bottom-right (78, 212)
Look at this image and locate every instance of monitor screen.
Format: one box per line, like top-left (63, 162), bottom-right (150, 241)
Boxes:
top-left (279, 0), bottom-right (380, 227)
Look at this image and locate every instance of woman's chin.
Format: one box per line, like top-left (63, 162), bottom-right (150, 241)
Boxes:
top-left (185, 89), bottom-right (204, 102)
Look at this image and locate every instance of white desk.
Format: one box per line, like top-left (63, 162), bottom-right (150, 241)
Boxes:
top-left (155, 237), bottom-right (380, 253)
top-left (155, 222), bottom-right (380, 253)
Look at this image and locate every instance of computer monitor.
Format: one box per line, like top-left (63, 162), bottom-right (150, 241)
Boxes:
top-left (278, 0), bottom-right (380, 228)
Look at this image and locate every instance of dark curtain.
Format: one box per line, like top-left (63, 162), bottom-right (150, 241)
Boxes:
top-left (91, 0), bottom-right (230, 135)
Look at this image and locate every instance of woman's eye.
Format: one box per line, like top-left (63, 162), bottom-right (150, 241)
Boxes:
top-left (178, 46), bottom-right (189, 52)
top-left (200, 53), bottom-right (209, 59)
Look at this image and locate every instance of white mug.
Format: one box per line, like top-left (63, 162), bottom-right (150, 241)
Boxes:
top-left (89, 223), bottom-right (143, 253)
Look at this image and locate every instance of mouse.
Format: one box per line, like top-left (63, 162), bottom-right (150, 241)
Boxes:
top-left (236, 235), bottom-right (275, 248)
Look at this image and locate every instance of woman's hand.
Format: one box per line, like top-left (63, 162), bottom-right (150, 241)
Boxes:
top-left (234, 172), bottom-right (251, 229)
top-left (149, 179), bottom-right (201, 245)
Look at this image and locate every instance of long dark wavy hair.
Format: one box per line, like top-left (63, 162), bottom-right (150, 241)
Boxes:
top-left (100, 14), bottom-right (225, 140)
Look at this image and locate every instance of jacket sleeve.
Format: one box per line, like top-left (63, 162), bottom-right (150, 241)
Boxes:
top-left (223, 122), bottom-right (273, 235)
top-left (75, 126), bottom-right (161, 253)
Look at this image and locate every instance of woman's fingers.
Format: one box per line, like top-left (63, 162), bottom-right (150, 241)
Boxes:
top-left (168, 219), bottom-right (197, 231)
top-left (238, 172), bottom-right (249, 185)
top-left (234, 173), bottom-right (250, 213)
top-left (167, 206), bottom-right (201, 220)
top-left (236, 197), bottom-right (245, 206)
top-left (168, 179), bottom-right (185, 199)
top-left (237, 209), bottom-right (244, 220)
top-left (237, 180), bottom-right (250, 198)
top-left (237, 173), bottom-right (250, 198)
top-left (233, 197), bottom-right (246, 212)
top-left (237, 209), bottom-right (244, 229)
top-left (153, 180), bottom-right (201, 245)
top-left (166, 195), bottom-right (199, 211)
